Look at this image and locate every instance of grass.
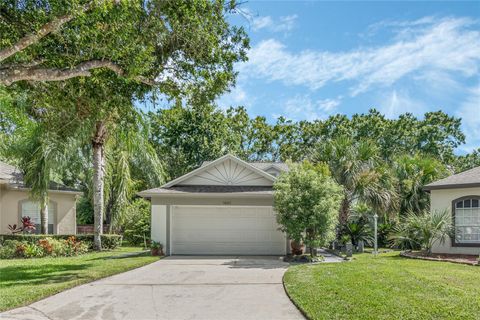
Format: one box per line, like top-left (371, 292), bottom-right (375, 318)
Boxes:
top-left (283, 251), bottom-right (480, 320)
top-left (0, 246), bottom-right (159, 312)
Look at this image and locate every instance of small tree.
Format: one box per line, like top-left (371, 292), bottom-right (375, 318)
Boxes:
top-left (274, 161), bottom-right (343, 256)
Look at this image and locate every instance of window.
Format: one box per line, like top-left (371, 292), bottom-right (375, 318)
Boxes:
top-left (20, 200), bottom-right (56, 234)
top-left (453, 197), bottom-right (480, 244)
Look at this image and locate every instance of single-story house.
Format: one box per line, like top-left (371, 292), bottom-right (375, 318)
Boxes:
top-left (424, 166), bottom-right (480, 255)
top-left (139, 154), bottom-right (288, 255)
top-left (0, 161), bottom-right (81, 234)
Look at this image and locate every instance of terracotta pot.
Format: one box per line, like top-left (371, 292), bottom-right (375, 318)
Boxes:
top-left (291, 241), bottom-right (304, 255)
top-left (151, 248), bottom-right (161, 256)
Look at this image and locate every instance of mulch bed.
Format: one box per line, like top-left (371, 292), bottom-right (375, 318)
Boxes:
top-left (401, 251), bottom-right (479, 266)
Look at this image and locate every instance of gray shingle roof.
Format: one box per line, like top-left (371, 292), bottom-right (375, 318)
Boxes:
top-left (424, 166), bottom-right (480, 190)
top-left (0, 160), bottom-right (81, 193)
top-left (0, 161), bottom-right (23, 183)
top-left (139, 185), bottom-right (273, 195)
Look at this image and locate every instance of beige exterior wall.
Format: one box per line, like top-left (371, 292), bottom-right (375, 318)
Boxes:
top-left (0, 185), bottom-right (78, 234)
top-left (430, 187), bottom-right (480, 255)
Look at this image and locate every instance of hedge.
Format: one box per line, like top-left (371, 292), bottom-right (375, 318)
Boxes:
top-left (0, 234), bottom-right (122, 250)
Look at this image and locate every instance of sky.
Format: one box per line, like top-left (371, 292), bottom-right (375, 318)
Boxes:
top-left (217, 0), bottom-right (480, 154)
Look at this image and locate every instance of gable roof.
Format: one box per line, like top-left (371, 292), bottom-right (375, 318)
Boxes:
top-left (424, 166), bottom-right (480, 190)
top-left (138, 154), bottom-right (284, 197)
top-left (0, 160), bottom-right (81, 194)
top-left (163, 154), bottom-right (277, 188)
top-left (201, 161), bottom-right (289, 172)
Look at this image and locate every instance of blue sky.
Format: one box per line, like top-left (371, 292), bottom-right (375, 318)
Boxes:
top-left (218, 0), bottom-right (480, 154)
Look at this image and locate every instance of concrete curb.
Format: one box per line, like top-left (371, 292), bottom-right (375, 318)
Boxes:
top-left (282, 272), bottom-right (309, 320)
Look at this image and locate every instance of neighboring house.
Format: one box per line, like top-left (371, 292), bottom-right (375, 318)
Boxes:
top-left (139, 154), bottom-right (288, 255)
top-left (0, 161), bottom-right (81, 234)
top-left (424, 166), bottom-right (480, 255)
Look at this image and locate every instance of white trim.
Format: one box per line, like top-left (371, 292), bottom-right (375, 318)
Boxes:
top-left (6, 185), bottom-right (83, 195)
top-left (162, 154), bottom-right (276, 188)
top-left (141, 192), bottom-right (273, 198)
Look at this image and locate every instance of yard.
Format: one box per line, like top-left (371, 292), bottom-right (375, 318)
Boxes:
top-left (283, 251), bottom-right (480, 320)
top-left (0, 246), bottom-right (159, 312)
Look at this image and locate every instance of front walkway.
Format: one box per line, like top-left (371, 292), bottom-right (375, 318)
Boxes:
top-left (1, 256), bottom-right (304, 320)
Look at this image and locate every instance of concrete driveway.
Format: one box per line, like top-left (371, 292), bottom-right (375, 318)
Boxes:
top-left (1, 256), bottom-right (304, 320)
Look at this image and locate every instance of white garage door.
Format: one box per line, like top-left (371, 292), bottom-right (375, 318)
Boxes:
top-left (171, 206), bottom-right (286, 255)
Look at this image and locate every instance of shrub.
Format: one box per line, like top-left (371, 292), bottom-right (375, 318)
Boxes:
top-left (340, 214), bottom-right (373, 247)
top-left (64, 236), bottom-right (89, 255)
top-left (23, 243), bottom-right (44, 258)
top-left (0, 234), bottom-right (122, 250)
top-left (389, 210), bottom-right (452, 254)
top-left (0, 236), bottom-right (92, 259)
top-left (0, 240), bottom-right (22, 259)
top-left (121, 199), bottom-right (151, 246)
top-left (274, 161), bottom-right (343, 255)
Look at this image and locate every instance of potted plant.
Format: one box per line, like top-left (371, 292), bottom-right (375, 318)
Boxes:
top-left (290, 239), bottom-right (304, 255)
top-left (150, 241), bottom-right (163, 256)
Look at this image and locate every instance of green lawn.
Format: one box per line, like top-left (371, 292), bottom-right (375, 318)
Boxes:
top-left (0, 247), bottom-right (159, 312)
top-left (283, 252), bottom-right (480, 320)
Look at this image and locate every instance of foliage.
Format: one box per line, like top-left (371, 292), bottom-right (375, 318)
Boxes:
top-left (390, 211), bottom-right (453, 253)
top-left (394, 154), bottom-right (449, 215)
top-left (0, 247), bottom-right (159, 311)
top-left (274, 161), bottom-right (343, 254)
top-left (377, 220), bottom-right (396, 248)
top-left (0, 236), bottom-right (89, 259)
top-left (454, 148), bottom-right (480, 172)
top-left (1, 0), bottom-right (249, 95)
top-left (121, 199), bottom-right (151, 245)
top-left (20, 216), bottom-right (36, 234)
top-left (284, 251), bottom-right (480, 320)
top-left (317, 109), bottom-right (465, 163)
top-left (150, 241), bottom-right (162, 250)
top-left (150, 104), bottom-right (243, 178)
top-left (312, 136), bottom-right (398, 226)
top-left (76, 196), bottom-right (94, 225)
top-left (7, 224), bottom-right (22, 234)
top-left (0, 234), bottom-right (122, 250)
top-left (341, 214), bottom-right (373, 247)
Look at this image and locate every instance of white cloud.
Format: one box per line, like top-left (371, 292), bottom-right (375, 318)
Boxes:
top-left (379, 90), bottom-right (427, 119)
top-left (456, 85), bottom-right (480, 152)
top-left (252, 16), bottom-right (274, 31)
top-left (282, 95), bottom-right (341, 121)
top-left (242, 17), bottom-right (480, 96)
top-left (217, 85), bottom-right (250, 110)
top-left (250, 13), bottom-right (298, 33)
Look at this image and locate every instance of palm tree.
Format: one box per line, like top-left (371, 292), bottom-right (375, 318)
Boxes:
top-left (390, 210), bottom-right (452, 254)
top-left (104, 114), bottom-right (164, 232)
top-left (312, 136), bottom-right (398, 226)
top-left (15, 126), bottom-right (74, 234)
top-left (394, 154), bottom-right (448, 215)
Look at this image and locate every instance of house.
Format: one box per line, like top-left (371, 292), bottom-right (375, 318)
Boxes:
top-left (424, 166), bottom-right (480, 255)
top-left (0, 161), bottom-right (81, 234)
top-left (139, 154), bottom-right (289, 255)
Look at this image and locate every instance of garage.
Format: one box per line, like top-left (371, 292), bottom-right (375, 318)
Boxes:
top-left (138, 154), bottom-right (290, 256)
top-left (170, 205), bottom-right (286, 255)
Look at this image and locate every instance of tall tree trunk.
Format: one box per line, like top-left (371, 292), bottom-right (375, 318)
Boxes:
top-left (40, 201), bottom-right (48, 234)
top-left (339, 196), bottom-right (350, 227)
top-left (92, 121), bottom-right (107, 250)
